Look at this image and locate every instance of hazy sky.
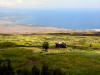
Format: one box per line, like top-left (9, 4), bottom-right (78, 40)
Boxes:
top-left (0, 0), bottom-right (100, 9)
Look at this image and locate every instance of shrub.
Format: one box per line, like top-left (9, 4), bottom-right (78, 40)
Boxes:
top-left (0, 42), bottom-right (16, 48)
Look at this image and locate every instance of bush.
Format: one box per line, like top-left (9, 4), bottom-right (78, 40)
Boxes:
top-left (0, 42), bottom-right (16, 48)
top-left (0, 60), bottom-right (65, 75)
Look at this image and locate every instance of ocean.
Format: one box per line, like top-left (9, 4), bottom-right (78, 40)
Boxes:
top-left (1, 8), bottom-right (100, 30)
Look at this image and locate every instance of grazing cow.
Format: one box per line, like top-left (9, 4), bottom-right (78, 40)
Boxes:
top-left (42, 42), bottom-right (49, 51)
top-left (56, 42), bottom-right (66, 48)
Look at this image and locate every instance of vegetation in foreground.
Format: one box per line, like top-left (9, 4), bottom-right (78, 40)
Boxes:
top-left (0, 60), bottom-right (65, 75)
top-left (0, 34), bottom-right (100, 75)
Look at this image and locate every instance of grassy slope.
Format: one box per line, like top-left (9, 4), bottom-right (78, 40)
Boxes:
top-left (0, 35), bottom-right (100, 75)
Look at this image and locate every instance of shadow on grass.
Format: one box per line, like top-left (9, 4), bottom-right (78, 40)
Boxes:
top-left (67, 45), bottom-right (91, 50)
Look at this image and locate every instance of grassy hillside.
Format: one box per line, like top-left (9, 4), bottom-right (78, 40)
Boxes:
top-left (0, 34), bottom-right (100, 75)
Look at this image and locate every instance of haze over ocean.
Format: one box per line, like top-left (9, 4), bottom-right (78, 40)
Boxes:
top-left (0, 8), bottom-right (100, 30)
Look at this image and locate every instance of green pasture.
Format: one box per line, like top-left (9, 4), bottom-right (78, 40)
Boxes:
top-left (0, 34), bottom-right (100, 75)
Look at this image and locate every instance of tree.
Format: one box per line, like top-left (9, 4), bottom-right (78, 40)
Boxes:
top-left (42, 42), bottom-right (49, 52)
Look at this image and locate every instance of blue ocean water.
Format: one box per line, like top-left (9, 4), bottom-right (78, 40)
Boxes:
top-left (1, 8), bottom-right (100, 30)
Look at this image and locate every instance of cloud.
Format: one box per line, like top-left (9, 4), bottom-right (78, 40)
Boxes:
top-left (17, 0), bottom-right (23, 4)
top-left (0, 0), bottom-right (100, 8)
top-left (0, 1), bottom-right (13, 6)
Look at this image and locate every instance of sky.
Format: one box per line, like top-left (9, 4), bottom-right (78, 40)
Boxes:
top-left (0, 0), bottom-right (100, 9)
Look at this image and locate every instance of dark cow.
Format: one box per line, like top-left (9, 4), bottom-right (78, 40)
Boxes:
top-left (56, 42), bottom-right (66, 48)
top-left (42, 42), bottom-right (49, 51)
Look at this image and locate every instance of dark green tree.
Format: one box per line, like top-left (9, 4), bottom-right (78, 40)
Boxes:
top-left (42, 42), bottom-right (49, 52)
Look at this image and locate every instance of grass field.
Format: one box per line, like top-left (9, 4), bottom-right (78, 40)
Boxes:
top-left (0, 34), bottom-right (100, 75)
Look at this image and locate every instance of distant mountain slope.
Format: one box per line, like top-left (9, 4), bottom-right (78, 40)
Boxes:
top-left (0, 25), bottom-right (72, 34)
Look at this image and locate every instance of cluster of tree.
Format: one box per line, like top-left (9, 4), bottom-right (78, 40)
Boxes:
top-left (0, 60), bottom-right (65, 75)
top-left (56, 42), bottom-right (66, 48)
top-left (42, 42), bottom-right (67, 52)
